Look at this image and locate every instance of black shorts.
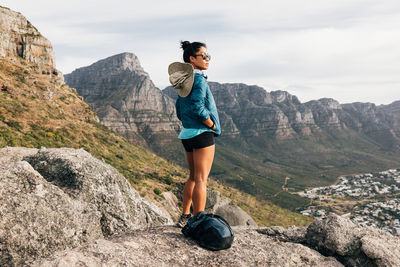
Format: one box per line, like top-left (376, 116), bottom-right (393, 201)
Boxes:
top-left (181, 132), bottom-right (215, 152)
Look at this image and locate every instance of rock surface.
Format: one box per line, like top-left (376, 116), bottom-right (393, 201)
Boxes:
top-left (257, 214), bottom-right (400, 267)
top-left (24, 147), bottom-right (172, 235)
top-left (33, 226), bottom-right (343, 267)
top-left (206, 189), bottom-right (257, 226)
top-left (0, 148), bottom-right (102, 266)
top-left (2, 147), bottom-right (399, 266)
top-left (305, 214), bottom-right (400, 267)
top-left (0, 6), bottom-right (58, 75)
top-left (257, 225), bottom-right (307, 243)
top-left (0, 147), bottom-right (172, 266)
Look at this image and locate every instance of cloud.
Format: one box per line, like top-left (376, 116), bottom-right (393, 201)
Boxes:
top-left (2, 0), bottom-right (400, 104)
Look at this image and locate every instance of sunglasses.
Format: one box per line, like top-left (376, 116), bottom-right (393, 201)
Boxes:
top-left (194, 53), bottom-right (211, 60)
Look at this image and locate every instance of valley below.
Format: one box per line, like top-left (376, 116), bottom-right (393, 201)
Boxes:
top-left (298, 167), bottom-right (400, 235)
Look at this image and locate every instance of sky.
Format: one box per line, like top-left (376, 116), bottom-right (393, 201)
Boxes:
top-left (2, 0), bottom-right (400, 104)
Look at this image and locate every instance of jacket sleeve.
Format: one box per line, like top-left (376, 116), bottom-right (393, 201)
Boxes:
top-left (175, 98), bottom-right (181, 121)
top-left (189, 79), bottom-right (210, 122)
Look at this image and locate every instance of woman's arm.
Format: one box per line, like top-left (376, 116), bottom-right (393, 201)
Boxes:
top-left (175, 98), bottom-right (181, 121)
top-left (189, 79), bottom-right (211, 123)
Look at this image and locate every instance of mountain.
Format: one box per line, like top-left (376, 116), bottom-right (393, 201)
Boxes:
top-left (65, 51), bottom-right (400, 210)
top-left (164, 83), bottom-right (400, 209)
top-left (64, 53), bottom-right (182, 158)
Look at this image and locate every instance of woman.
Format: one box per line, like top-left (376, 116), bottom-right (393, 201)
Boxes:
top-left (168, 41), bottom-right (221, 227)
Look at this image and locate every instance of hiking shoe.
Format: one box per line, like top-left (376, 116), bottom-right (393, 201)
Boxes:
top-left (176, 214), bottom-right (191, 228)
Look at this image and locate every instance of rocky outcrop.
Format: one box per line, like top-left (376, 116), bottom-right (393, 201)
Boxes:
top-left (0, 147), bottom-right (171, 266)
top-left (0, 6), bottom-right (57, 73)
top-left (64, 53), bottom-right (181, 150)
top-left (34, 226), bottom-right (342, 267)
top-left (33, 214), bottom-right (400, 266)
top-left (261, 214), bottom-right (400, 267)
top-left (2, 147), bottom-right (399, 266)
top-left (206, 189), bottom-right (257, 226)
top-left (257, 225), bottom-right (307, 243)
top-left (305, 214), bottom-right (400, 267)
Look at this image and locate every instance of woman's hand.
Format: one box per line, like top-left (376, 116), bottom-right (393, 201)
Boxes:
top-left (203, 118), bottom-right (216, 130)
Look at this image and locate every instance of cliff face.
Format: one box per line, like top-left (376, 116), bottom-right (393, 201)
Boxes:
top-left (164, 83), bottom-right (400, 146)
top-left (0, 6), bottom-right (57, 72)
top-left (163, 84), bottom-right (346, 139)
top-left (341, 102), bottom-right (400, 150)
top-left (64, 53), bottom-right (181, 150)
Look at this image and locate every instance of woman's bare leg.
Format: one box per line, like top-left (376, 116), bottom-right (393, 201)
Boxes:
top-left (182, 151), bottom-right (195, 215)
top-left (192, 144), bottom-right (215, 215)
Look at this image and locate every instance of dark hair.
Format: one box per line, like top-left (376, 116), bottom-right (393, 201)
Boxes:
top-left (180, 40), bottom-right (206, 63)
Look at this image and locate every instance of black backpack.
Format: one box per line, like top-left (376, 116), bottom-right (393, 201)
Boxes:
top-left (182, 211), bottom-right (234, 251)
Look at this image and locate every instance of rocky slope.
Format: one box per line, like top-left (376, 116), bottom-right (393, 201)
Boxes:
top-left (64, 53), bottom-right (181, 155)
top-left (0, 5), bottom-right (62, 82)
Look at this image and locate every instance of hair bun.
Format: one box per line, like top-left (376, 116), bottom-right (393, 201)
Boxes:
top-left (180, 40), bottom-right (191, 50)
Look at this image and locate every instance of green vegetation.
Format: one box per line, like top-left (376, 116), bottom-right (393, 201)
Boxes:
top-left (210, 129), bottom-right (400, 211)
top-left (153, 188), bottom-right (162, 195)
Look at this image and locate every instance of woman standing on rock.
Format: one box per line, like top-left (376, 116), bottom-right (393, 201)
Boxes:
top-left (168, 41), bottom-right (221, 227)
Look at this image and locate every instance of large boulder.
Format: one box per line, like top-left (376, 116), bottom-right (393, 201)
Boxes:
top-left (305, 214), bottom-right (400, 267)
top-left (0, 147), bottom-right (172, 266)
top-left (0, 153), bottom-right (102, 266)
top-left (33, 226), bottom-right (343, 267)
top-left (206, 189), bottom-right (257, 226)
top-left (24, 147), bottom-right (172, 236)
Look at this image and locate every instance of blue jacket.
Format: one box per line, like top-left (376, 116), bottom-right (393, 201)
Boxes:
top-left (175, 73), bottom-right (221, 136)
